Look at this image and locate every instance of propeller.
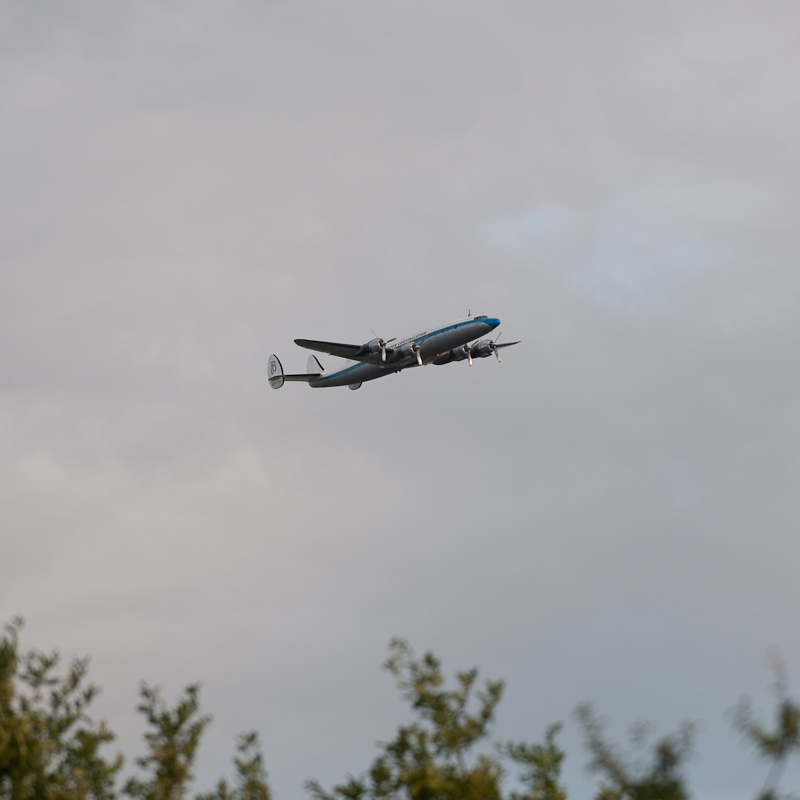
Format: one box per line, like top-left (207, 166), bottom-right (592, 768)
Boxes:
top-left (410, 342), bottom-right (423, 366)
top-left (486, 339), bottom-right (505, 362)
top-left (453, 343), bottom-right (473, 365)
top-left (459, 333), bottom-right (519, 368)
top-left (491, 332), bottom-right (502, 362)
top-left (371, 331), bottom-right (396, 362)
top-left (469, 334), bottom-right (507, 363)
top-left (487, 333), bottom-right (521, 362)
top-left (379, 337), bottom-right (396, 362)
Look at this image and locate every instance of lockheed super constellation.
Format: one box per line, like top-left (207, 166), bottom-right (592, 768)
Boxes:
top-left (268, 313), bottom-right (519, 390)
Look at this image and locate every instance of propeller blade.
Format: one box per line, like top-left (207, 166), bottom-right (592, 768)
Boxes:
top-left (468, 350), bottom-right (473, 366)
top-left (487, 337), bottom-right (502, 363)
top-left (379, 337), bottom-right (396, 362)
top-left (417, 349), bottom-right (423, 366)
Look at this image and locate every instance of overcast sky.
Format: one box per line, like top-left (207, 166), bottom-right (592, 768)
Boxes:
top-left (2, 2), bottom-right (800, 797)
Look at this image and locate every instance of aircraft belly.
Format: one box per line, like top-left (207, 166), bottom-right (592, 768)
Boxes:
top-left (309, 362), bottom-right (397, 388)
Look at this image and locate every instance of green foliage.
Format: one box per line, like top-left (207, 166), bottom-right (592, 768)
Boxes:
top-left (0, 619), bottom-right (271, 800)
top-left (0, 616), bottom-right (122, 800)
top-left (503, 723), bottom-right (567, 800)
top-left (8, 616), bottom-right (800, 800)
top-left (195, 733), bottom-right (271, 800)
top-left (123, 687), bottom-right (271, 800)
top-left (306, 637), bottom-right (506, 800)
top-left (576, 704), bottom-right (694, 800)
top-left (734, 663), bottom-right (800, 800)
top-left (306, 638), bottom-right (567, 800)
top-left (123, 683), bottom-right (211, 800)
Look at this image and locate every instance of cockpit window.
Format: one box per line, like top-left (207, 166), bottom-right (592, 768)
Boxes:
top-left (475, 315), bottom-right (487, 319)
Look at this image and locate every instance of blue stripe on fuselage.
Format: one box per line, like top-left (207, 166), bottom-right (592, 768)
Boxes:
top-left (308, 317), bottom-right (499, 388)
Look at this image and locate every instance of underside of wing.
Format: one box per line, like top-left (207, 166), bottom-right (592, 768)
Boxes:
top-left (294, 338), bottom-right (365, 360)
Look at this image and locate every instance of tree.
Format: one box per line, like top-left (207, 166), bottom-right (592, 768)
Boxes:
top-left (196, 733), bottom-right (271, 800)
top-left (306, 637), bottom-right (504, 800)
top-left (7, 616), bottom-right (800, 800)
top-left (0, 618), bottom-right (271, 800)
top-left (306, 637), bottom-right (566, 800)
top-left (575, 704), bottom-right (694, 800)
top-left (123, 682), bottom-right (210, 800)
top-left (121, 684), bottom-right (271, 800)
top-left (734, 658), bottom-right (800, 800)
top-left (502, 723), bottom-right (567, 800)
top-left (0, 616), bottom-right (122, 800)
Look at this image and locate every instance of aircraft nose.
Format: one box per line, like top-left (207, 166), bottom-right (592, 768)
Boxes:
top-left (485, 318), bottom-right (500, 330)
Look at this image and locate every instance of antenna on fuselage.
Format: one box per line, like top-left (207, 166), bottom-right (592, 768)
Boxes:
top-left (468, 309), bottom-right (471, 317)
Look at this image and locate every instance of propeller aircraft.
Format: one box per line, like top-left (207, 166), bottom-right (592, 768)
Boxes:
top-left (268, 313), bottom-right (519, 390)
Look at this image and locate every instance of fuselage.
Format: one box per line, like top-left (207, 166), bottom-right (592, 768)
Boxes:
top-left (308, 315), bottom-right (500, 388)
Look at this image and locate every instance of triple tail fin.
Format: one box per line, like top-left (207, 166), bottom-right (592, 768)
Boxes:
top-left (268, 353), bottom-right (323, 390)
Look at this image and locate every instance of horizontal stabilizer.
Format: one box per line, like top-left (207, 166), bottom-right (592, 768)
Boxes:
top-left (295, 338), bottom-right (364, 360)
top-left (269, 353), bottom-right (321, 389)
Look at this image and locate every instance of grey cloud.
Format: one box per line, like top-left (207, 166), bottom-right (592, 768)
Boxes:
top-left (2, 2), bottom-right (800, 798)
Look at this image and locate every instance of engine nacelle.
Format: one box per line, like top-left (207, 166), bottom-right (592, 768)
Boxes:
top-left (364, 338), bottom-right (384, 356)
top-left (393, 342), bottom-right (416, 362)
top-left (432, 345), bottom-right (471, 365)
top-left (432, 351), bottom-right (454, 365)
top-left (363, 336), bottom-right (398, 362)
top-left (471, 340), bottom-right (494, 359)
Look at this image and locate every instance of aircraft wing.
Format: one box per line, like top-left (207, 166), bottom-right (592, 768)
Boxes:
top-left (294, 338), bottom-right (372, 361)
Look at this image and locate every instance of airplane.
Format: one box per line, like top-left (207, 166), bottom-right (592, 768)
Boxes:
top-left (268, 313), bottom-right (519, 390)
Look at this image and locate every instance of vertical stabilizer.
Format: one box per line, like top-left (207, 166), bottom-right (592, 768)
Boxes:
top-left (268, 354), bottom-right (284, 389)
top-left (307, 354), bottom-right (324, 375)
